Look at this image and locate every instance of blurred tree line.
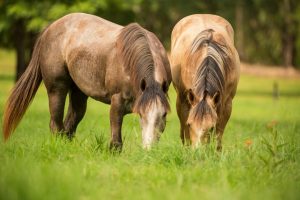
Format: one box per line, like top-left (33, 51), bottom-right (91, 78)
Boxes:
top-left (0, 0), bottom-right (299, 80)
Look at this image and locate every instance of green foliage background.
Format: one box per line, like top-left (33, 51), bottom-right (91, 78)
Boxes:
top-left (1, 0), bottom-right (300, 67)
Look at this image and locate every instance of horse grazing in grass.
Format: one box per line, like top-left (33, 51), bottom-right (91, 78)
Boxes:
top-left (3, 13), bottom-right (171, 150)
top-left (170, 14), bottom-right (240, 150)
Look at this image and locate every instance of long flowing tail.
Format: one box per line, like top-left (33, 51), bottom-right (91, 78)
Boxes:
top-left (2, 34), bottom-right (43, 140)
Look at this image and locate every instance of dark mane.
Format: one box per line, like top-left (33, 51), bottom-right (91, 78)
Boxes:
top-left (191, 29), bottom-right (230, 98)
top-left (117, 23), bottom-right (155, 92)
top-left (188, 29), bottom-right (230, 120)
top-left (117, 23), bottom-right (170, 113)
top-left (134, 82), bottom-right (170, 113)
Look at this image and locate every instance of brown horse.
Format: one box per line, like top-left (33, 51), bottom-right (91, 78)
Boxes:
top-left (3, 13), bottom-right (171, 150)
top-left (170, 14), bottom-right (240, 150)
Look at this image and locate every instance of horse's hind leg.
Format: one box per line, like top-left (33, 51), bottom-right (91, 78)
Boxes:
top-left (47, 85), bottom-right (69, 134)
top-left (64, 84), bottom-right (87, 139)
top-left (41, 45), bottom-right (71, 135)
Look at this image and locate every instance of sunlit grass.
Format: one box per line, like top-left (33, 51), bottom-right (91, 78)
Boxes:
top-left (0, 50), bottom-right (300, 200)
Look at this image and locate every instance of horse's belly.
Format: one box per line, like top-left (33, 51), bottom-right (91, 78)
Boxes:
top-left (68, 63), bottom-right (112, 103)
top-left (90, 93), bottom-right (111, 104)
top-left (72, 74), bottom-right (112, 104)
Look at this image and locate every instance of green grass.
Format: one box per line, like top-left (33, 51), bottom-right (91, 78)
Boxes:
top-left (0, 49), bottom-right (300, 200)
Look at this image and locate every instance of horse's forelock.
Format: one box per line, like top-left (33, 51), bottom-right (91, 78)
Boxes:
top-left (189, 99), bottom-right (217, 125)
top-left (133, 83), bottom-right (170, 114)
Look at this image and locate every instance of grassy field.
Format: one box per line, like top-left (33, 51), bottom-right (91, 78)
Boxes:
top-left (0, 50), bottom-right (300, 200)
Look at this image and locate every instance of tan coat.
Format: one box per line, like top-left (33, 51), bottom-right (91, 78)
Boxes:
top-left (170, 14), bottom-right (240, 149)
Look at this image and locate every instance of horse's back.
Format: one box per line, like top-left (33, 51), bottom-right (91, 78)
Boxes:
top-left (40, 13), bottom-right (124, 101)
top-left (171, 14), bottom-right (239, 91)
top-left (172, 14), bottom-right (234, 46)
top-left (171, 14), bottom-right (234, 62)
top-left (45, 13), bottom-right (122, 59)
top-left (40, 13), bottom-right (122, 70)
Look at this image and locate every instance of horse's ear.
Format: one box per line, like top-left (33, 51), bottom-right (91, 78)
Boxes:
top-left (187, 89), bottom-right (196, 106)
top-left (162, 81), bottom-right (168, 93)
top-left (140, 79), bottom-right (146, 92)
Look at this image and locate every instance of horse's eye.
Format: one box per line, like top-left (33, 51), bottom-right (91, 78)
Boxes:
top-left (162, 81), bottom-right (168, 93)
top-left (213, 93), bottom-right (220, 105)
top-left (187, 89), bottom-right (196, 105)
top-left (162, 112), bottom-right (167, 118)
top-left (140, 79), bottom-right (146, 91)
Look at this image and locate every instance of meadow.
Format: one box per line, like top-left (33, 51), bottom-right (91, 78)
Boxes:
top-left (0, 49), bottom-right (300, 200)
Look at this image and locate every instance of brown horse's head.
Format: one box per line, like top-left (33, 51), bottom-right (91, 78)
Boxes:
top-left (186, 89), bottom-right (219, 147)
top-left (117, 23), bottom-right (171, 149)
top-left (134, 81), bottom-right (170, 149)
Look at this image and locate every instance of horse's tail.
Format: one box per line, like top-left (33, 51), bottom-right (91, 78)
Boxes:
top-left (2, 34), bottom-right (43, 140)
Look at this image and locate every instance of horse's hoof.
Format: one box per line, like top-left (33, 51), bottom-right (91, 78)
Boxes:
top-left (109, 141), bottom-right (123, 153)
top-left (217, 145), bottom-right (222, 152)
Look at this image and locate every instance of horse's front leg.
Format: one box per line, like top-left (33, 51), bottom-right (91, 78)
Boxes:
top-left (216, 99), bottom-right (232, 151)
top-left (176, 94), bottom-right (190, 145)
top-left (109, 93), bottom-right (125, 151)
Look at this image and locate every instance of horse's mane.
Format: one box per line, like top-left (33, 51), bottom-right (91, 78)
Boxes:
top-left (187, 29), bottom-right (230, 120)
top-left (117, 23), bottom-right (154, 90)
top-left (117, 23), bottom-right (170, 113)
